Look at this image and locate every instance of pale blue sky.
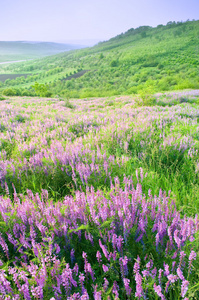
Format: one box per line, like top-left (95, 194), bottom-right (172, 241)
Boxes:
top-left (0, 0), bottom-right (198, 45)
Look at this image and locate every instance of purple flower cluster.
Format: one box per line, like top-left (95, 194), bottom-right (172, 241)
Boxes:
top-left (0, 91), bottom-right (198, 298)
top-left (0, 93), bottom-right (199, 193)
top-left (0, 178), bottom-right (198, 299)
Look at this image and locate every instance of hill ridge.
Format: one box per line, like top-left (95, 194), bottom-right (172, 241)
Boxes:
top-left (0, 19), bottom-right (198, 98)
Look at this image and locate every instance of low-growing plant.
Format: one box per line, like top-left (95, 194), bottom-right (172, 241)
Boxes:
top-left (13, 114), bottom-right (27, 123)
top-left (105, 100), bottom-right (114, 106)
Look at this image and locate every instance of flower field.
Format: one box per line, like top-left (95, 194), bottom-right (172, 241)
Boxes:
top-left (0, 90), bottom-right (199, 299)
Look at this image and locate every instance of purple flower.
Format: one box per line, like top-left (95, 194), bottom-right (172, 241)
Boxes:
top-left (0, 269), bottom-right (13, 294)
top-left (79, 273), bottom-right (86, 294)
top-left (134, 272), bottom-right (143, 299)
top-left (70, 249), bottom-right (75, 264)
top-left (189, 250), bottom-right (196, 262)
top-left (68, 292), bottom-right (81, 300)
top-left (80, 291), bottom-right (89, 300)
top-left (93, 285), bottom-right (102, 300)
top-left (154, 283), bottom-right (165, 300)
top-left (109, 250), bottom-right (117, 261)
top-left (123, 278), bottom-right (132, 296)
top-left (119, 256), bottom-right (128, 278)
top-left (112, 281), bottom-right (119, 300)
top-left (116, 235), bottom-right (124, 253)
top-left (102, 264), bottom-right (109, 273)
top-left (31, 286), bottom-right (43, 299)
top-left (96, 251), bottom-right (102, 264)
top-left (20, 283), bottom-right (31, 300)
top-left (0, 233), bottom-right (9, 259)
top-left (82, 252), bottom-right (87, 260)
top-left (146, 260), bottom-right (153, 270)
top-left (142, 269), bottom-right (150, 278)
top-left (158, 269), bottom-right (163, 285)
top-left (112, 233), bottom-right (117, 250)
top-left (103, 278), bottom-right (109, 292)
top-left (179, 251), bottom-right (186, 268)
top-left (133, 256), bottom-right (141, 274)
top-left (73, 263), bottom-right (79, 276)
top-left (62, 264), bottom-right (77, 294)
top-left (164, 263), bottom-right (170, 276)
top-left (172, 261), bottom-right (176, 272)
top-left (188, 251), bottom-right (196, 273)
top-left (151, 267), bottom-right (157, 279)
top-left (167, 274), bottom-right (178, 283)
top-left (99, 240), bottom-right (109, 259)
top-left (177, 267), bottom-right (184, 280)
top-left (134, 258), bottom-right (144, 299)
top-left (85, 262), bottom-right (95, 282)
top-left (181, 280), bottom-right (189, 298)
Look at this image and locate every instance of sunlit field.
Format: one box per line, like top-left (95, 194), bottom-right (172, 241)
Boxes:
top-left (0, 90), bottom-right (198, 299)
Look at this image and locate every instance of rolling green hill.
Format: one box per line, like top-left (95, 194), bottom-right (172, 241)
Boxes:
top-left (0, 20), bottom-right (199, 98)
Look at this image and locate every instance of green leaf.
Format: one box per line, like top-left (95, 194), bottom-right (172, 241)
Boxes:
top-left (68, 224), bottom-right (89, 233)
top-left (100, 219), bottom-right (112, 228)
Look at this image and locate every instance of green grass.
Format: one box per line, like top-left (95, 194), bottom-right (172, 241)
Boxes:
top-left (0, 94), bottom-right (198, 216)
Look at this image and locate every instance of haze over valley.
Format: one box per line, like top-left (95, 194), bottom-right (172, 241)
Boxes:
top-left (0, 41), bottom-right (86, 63)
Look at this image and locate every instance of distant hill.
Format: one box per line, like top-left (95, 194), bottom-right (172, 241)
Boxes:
top-left (0, 41), bottom-right (85, 63)
top-left (0, 20), bottom-right (199, 97)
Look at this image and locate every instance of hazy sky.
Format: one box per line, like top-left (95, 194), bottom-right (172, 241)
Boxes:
top-left (0, 0), bottom-right (198, 44)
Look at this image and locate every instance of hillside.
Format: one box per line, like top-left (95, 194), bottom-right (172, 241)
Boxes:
top-left (0, 41), bottom-right (84, 63)
top-left (0, 20), bottom-right (199, 97)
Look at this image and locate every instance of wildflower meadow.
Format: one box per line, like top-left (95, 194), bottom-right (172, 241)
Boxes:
top-left (0, 90), bottom-right (199, 299)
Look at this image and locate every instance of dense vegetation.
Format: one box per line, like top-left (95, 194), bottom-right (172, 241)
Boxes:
top-left (0, 20), bottom-right (198, 98)
top-left (0, 91), bottom-right (199, 299)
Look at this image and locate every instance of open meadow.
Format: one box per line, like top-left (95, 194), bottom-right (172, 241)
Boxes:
top-left (0, 90), bottom-right (199, 299)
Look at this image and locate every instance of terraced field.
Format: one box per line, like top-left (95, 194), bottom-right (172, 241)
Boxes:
top-left (0, 74), bottom-right (30, 82)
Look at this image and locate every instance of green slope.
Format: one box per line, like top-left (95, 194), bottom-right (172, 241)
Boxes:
top-left (0, 20), bottom-right (199, 97)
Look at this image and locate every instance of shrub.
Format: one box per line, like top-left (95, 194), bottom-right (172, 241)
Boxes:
top-left (136, 90), bottom-right (156, 106)
top-left (3, 88), bottom-right (21, 96)
top-left (31, 82), bottom-right (52, 97)
top-left (45, 91), bottom-right (53, 97)
top-left (110, 60), bottom-right (118, 67)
